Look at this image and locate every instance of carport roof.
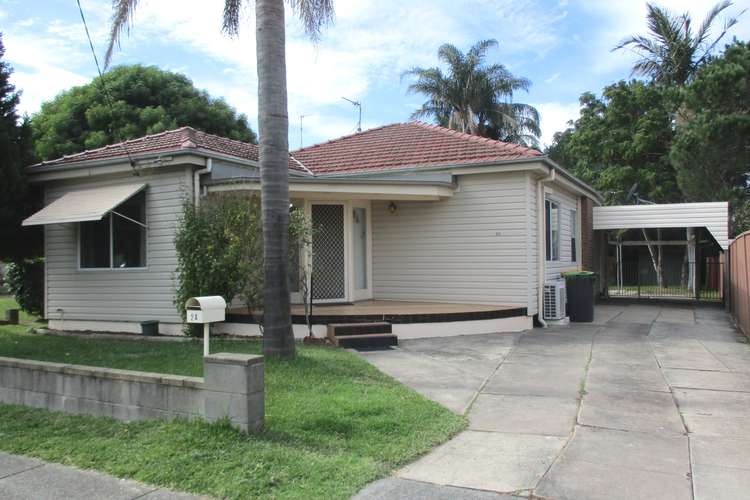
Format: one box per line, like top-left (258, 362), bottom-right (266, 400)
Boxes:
top-left (593, 202), bottom-right (729, 250)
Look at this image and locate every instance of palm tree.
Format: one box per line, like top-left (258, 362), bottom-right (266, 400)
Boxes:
top-left (404, 39), bottom-right (540, 148)
top-left (105, 0), bottom-right (334, 359)
top-left (613, 1), bottom-right (742, 86)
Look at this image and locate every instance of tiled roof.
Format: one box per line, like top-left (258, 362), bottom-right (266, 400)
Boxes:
top-left (31, 127), bottom-right (308, 174)
top-left (291, 121), bottom-right (542, 175)
top-left (32, 122), bottom-right (541, 176)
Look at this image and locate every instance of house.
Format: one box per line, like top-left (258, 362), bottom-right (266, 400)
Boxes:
top-left (22, 122), bottom-right (601, 337)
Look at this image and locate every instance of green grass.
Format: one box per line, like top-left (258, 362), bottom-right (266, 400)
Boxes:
top-left (0, 297), bottom-right (465, 499)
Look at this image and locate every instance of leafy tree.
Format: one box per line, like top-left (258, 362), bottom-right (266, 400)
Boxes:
top-left (0, 33), bottom-right (39, 262)
top-left (671, 41), bottom-right (750, 234)
top-left (107, 0), bottom-right (334, 358)
top-left (404, 39), bottom-right (540, 147)
top-left (613, 1), bottom-right (742, 86)
top-left (547, 80), bottom-right (681, 204)
top-left (32, 64), bottom-right (257, 161)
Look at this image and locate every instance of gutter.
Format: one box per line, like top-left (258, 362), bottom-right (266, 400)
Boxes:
top-left (537, 167), bottom-right (556, 327)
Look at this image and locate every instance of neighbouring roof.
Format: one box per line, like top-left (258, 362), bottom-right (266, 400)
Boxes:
top-left (292, 122), bottom-right (542, 175)
top-left (30, 122), bottom-right (542, 177)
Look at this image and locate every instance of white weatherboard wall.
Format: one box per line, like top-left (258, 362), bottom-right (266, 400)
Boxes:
top-left (371, 171), bottom-right (532, 310)
top-left (44, 166), bottom-right (190, 332)
top-left (593, 202), bottom-right (729, 250)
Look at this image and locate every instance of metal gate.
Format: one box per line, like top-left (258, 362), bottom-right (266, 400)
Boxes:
top-left (311, 204), bottom-right (346, 301)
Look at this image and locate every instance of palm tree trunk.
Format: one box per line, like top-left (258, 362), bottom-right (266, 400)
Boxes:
top-left (256, 0), bottom-right (295, 358)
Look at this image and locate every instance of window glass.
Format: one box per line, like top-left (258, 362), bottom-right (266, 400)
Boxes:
top-left (80, 189), bottom-right (146, 269)
top-left (571, 209), bottom-right (578, 262)
top-left (353, 207), bottom-right (368, 289)
top-left (545, 199), bottom-right (560, 261)
top-left (80, 218), bottom-right (111, 268)
top-left (112, 191), bottom-right (146, 268)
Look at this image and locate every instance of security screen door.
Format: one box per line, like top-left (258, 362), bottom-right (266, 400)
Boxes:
top-left (311, 203), bottom-right (346, 301)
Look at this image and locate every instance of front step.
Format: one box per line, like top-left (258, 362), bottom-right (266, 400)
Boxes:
top-left (334, 333), bottom-right (399, 348)
top-left (327, 322), bottom-right (397, 348)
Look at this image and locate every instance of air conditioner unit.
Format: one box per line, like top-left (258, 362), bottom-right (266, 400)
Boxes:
top-left (543, 280), bottom-right (567, 320)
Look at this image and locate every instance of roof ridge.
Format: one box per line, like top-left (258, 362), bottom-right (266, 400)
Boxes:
top-left (409, 120), bottom-right (540, 156)
top-left (291, 122), bottom-right (404, 154)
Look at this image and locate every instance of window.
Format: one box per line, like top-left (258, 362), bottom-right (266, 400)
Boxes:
top-left (545, 199), bottom-right (560, 261)
top-left (80, 190), bottom-right (146, 269)
top-left (571, 209), bottom-right (578, 263)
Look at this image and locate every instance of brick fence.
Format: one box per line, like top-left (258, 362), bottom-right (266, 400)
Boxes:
top-left (729, 230), bottom-right (750, 339)
top-left (0, 352), bottom-right (264, 432)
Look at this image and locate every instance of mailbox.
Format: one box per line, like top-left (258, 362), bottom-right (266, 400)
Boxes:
top-left (185, 296), bottom-right (227, 356)
top-left (185, 296), bottom-right (227, 324)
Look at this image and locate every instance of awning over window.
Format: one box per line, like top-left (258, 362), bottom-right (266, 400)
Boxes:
top-left (22, 183), bottom-right (147, 226)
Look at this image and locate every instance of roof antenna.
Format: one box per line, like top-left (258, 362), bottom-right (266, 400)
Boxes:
top-left (342, 97), bottom-right (362, 133)
top-left (299, 114), bottom-right (310, 149)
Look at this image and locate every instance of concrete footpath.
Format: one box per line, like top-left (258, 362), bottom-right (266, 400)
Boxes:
top-left (0, 452), bottom-right (203, 500)
top-left (355, 303), bottom-right (750, 500)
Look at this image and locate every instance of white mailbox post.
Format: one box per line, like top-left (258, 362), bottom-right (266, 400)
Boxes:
top-left (186, 296), bottom-right (227, 356)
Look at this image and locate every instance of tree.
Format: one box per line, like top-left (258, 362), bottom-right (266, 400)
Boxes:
top-left (547, 80), bottom-right (682, 205)
top-left (613, 1), bottom-right (743, 86)
top-left (404, 39), bottom-right (541, 147)
top-left (32, 64), bottom-right (256, 161)
top-left (106, 0), bottom-right (334, 358)
top-left (0, 33), bottom-right (39, 262)
top-left (671, 41), bottom-right (750, 235)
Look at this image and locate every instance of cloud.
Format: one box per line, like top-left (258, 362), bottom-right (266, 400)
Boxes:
top-left (534, 101), bottom-right (581, 148)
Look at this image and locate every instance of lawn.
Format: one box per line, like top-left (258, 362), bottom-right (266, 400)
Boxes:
top-left (0, 297), bottom-right (465, 499)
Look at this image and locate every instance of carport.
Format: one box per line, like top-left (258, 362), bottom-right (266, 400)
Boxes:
top-left (592, 202), bottom-right (729, 300)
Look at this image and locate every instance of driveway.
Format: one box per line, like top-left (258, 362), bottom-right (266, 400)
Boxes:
top-left (355, 303), bottom-right (750, 500)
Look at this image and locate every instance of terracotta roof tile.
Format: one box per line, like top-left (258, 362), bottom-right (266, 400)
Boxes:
top-left (290, 121), bottom-right (542, 175)
top-left (32, 122), bottom-right (541, 176)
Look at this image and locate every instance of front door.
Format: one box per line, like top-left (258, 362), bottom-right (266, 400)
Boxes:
top-left (311, 203), bottom-right (347, 302)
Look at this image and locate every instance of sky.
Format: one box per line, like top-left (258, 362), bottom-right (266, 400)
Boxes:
top-left (1, 0), bottom-right (749, 151)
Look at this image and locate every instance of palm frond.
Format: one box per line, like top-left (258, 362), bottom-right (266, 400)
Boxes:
top-left (288, 0), bottom-right (335, 41)
top-left (222, 0), bottom-right (243, 37)
top-left (104, 0), bottom-right (139, 68)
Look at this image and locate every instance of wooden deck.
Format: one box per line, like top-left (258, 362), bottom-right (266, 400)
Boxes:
top-left (227, 300), bottom-right (526, 325)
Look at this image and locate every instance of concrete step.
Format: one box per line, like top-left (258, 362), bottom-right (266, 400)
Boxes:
top-left (334, 333), bottom-right (399, 349)
top-left (327, 322), bottom-right (392, 338)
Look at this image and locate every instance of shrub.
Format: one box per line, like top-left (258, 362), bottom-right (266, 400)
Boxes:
top-left (6, 258), bottom-right (44, 316)
top-left (174, 194), bottom-right (310, 336)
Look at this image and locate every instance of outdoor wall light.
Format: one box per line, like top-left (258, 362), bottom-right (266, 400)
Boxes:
top-left (388, 201), bottom-right (397, 214)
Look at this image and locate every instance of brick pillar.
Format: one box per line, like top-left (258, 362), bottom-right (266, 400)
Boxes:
top-left (203, 353), bottom-right (264, 432)
top-left (580, 196), bottom-right (595, 271)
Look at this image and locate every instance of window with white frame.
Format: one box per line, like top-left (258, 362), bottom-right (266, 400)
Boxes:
top-left (571, 209), bottom-right (578, 262)
top-left (80, 191), bottom-right (147, 269)
top-left (545, 199), bottom-right (560, 261)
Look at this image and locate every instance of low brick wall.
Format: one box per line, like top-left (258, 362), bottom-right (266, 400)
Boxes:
top-left (0, 353), bottom-right (263, 432)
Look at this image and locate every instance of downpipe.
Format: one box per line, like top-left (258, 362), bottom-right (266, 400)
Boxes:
top-left (537, 168), bottom-right (556, 327)
top-left (194, 158), bottom-right (213, 206)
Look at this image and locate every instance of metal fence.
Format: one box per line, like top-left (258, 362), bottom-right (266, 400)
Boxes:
top-left (607, 258), bottom-right (723, 300)
top-left (729, 231), bottom-right (750, 337)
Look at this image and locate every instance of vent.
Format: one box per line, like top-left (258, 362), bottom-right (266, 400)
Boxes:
top-left (543, 280), bottom-right (567, 320)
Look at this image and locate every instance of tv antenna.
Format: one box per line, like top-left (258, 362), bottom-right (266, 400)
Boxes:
top-left (299, 114), bottom-right (310, 149)
top-left (342, 97), bottom-right (362, 133)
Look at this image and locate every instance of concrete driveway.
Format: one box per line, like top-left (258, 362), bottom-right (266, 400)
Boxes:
top-left (355, 303), bottom-right (750, 500)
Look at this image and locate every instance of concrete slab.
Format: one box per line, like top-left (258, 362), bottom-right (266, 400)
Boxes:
top-left (562, 426), bottom-right (690, 475)
top-left (663, 368), bottom-right (750, 392)
top-left (579, 388), bottom-right (685, 435)
top-left (673, 388), bottom-right (750, 417)
top-left (587, 360), bottom-right (670, 392)
top-left (357, 349), bottom-right (492, 414)
top-left (690, 435), bottom-right (750, 470)
top-left (592, 304), bottom-right (625, 324)
top-left (536, 455), bottom-right (693, 500)
top-left (651, 342), bottom-right (729, 371)
top-left (0, 453), bottom-right (43, 479)
top-left (483, 360), bottom-right (585, 399)
top-left (469, 393), bottom-right (578, 436)
top-left (353, 478), bottom-right (522, 500)
top-left (691, 463), bottom-right (750, 500)
top-left (682, 414), bottom-right (750, 437)
top-left (614, 305), bottom-right (662, 324)
top-left (0, 462), bottom-right (155, 500)
top-left (656, 307), bottom-right (695, 324)
top-left (398, 431), bottom-right (566, 493)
